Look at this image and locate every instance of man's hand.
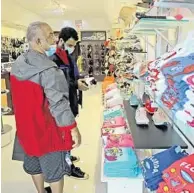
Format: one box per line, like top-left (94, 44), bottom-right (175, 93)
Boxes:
top-left (71, 127), bottom-right (81, 148)
top-left (78, 79), bottom-right (89, 91)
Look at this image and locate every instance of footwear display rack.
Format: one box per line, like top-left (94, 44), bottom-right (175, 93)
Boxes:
top-left (1, 36), bottom-right (27, 60)
top-left (80, 31), bottom-right (107, 76)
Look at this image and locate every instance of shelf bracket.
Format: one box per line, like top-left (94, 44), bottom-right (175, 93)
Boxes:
top-left (154, 1), bottom-right (194, 9)
top-left (154, 29), bottom-right (174, 48)
top-left (189, 8), bottom-right (194, 15)
top-left (140, 36), bottom-right (155, 49)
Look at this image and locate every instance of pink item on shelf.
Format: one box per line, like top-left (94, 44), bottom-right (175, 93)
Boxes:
top-left (106, 104), bottom-right (123, 109)
top-left (187, 119), bottom-right (194, 127)
top-left (105, 88), bottom-right (120, 100)
top-left (186, 74), bottom-right (194, 88)
top-left (101, 126), bottom-right (127, 136)
top-left (106, 95), bottom-right (123, 108)
top-left (106, 83), bottom-right (118, 92)
top-left (104, 104), bottom-right (122, 112)
top-left (105, 134), bottom-right (134, 148)
top-left (102, 117), bottom-right (127, 128)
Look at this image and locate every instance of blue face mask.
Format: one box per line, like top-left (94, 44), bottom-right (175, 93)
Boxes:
top-left (65, 44), bottom-right (75, 54)
top-left (45, 45), bottom-right (56, 57)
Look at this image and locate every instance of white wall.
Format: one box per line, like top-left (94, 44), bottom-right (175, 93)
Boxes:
top-left (2, 0), bottom-right (42, 26)
top-left (44, 18), bottom-right (111, 31)
top-left (1, 26), bottom-right (26, 38)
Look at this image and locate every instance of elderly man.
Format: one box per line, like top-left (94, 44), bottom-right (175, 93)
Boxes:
top-left (10, 22), bottom-right (81, 193)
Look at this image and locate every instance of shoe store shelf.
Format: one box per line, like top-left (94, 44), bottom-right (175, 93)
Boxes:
top-left (123, 100), bottom-right (188, 150)
top-left (131, 18), bottom-right (189, 35)
top-left (154, 0), bottom-right (194, 9)
top-left (124, 49), bottom-right (147, 54)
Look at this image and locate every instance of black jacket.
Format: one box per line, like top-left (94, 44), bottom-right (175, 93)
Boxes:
top-left (50, 52), bottom-right (79, 117)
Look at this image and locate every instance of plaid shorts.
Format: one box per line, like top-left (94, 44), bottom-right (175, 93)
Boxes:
top-left (23, 151), bottom-right (72, 183)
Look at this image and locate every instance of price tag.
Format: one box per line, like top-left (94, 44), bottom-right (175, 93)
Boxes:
top-left (65, 154), bottom-right (72, 166)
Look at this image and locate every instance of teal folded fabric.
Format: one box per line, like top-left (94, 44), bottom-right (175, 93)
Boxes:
top-left (103, 109), bottom-right (124, 120)
top-left (104, 147), bottom-right (142, 178)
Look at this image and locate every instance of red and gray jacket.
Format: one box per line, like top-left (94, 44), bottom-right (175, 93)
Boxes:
top-left (10, 50), bottom-right (76, 157)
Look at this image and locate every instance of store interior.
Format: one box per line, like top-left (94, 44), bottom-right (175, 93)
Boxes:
top-left (1, 0), bottom-right (194, 193)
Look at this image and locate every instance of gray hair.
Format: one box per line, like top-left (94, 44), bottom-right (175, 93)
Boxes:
top-left (26, 21), bottom-right (49, 42)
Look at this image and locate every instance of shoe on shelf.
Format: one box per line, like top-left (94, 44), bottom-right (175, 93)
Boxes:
top-left (71, 155), bottom-right (80, 163)
top-left (130, 93), bottom-right (139, 107)
top-left (142, 92), bottom-right (150, 105)
top-left (152, 109), bottom-right (168, 126)
top-left (145, 100), bottom-right (157, 114)
top-left (135, 107), bottom-right (149, 125)
top-left (70, 165), bottom-right (89, 180)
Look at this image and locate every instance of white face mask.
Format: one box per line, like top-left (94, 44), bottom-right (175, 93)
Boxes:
top-left (65, 44), bottom-right (75, 54)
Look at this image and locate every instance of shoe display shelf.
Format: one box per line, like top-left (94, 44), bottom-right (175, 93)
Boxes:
top-left (124, 48), bottom-right (147, 54)
top-left (1, 89), bottom-right (13, 148)
top-left (154, 0), bottom-right (194, 9)
top-left (131, 18), bottom-right (190, 35)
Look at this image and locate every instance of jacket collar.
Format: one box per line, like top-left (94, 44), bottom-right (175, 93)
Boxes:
top-left (55, 47), bottom-right (69, 65)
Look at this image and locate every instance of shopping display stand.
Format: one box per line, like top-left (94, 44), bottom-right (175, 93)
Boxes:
top-left (1, 89), bottom-right (13, 148)
top-left (98, 1), bottom-right (194, 193)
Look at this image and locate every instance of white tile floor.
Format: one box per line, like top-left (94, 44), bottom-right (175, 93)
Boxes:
top-left (1, 84), bottom-right (103, 193)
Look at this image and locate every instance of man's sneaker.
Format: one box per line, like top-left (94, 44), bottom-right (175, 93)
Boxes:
top-left (1, 107), bottom-right (11, 115)
top-left (1, 89), bottom-right (9, 95)
top-left (135, 107), bottom-right (149, 125)
top-left (70, 165), bottom-right (89, 180)
top-left (45, 187), bottom-right (52, 193)
top-left (71, 155), bottom-right (80, 163)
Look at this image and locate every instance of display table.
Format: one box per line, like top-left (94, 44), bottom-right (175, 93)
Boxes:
top-left (96, 101), bottom-right (189, 193)
top-left (95, 139), bottom-right (144, 193)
